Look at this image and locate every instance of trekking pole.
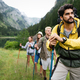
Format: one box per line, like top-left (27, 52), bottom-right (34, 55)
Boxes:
top-left (49, 46), bottom-right (54, 80)
top-left (17, 47), bottom-right (21, 63)
top-left (26, 55), bottom-right (28, 72)
top-left (32, 50), bottom-right (37, 80)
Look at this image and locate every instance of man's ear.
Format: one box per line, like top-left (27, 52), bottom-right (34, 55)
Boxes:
top-left (60, 16), bottom-right (63, 21)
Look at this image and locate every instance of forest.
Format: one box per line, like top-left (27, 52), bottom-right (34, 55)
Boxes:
top-left (27, 0), bottom-right (80, 36)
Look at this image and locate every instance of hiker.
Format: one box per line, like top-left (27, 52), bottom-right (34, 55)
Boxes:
top-left (57, 7), bottom-right (79, 24)
top-left (29, 31), bottom-right (43, 75)
top-left (20, 36), bottom-right (34, 66)
top-left (46, 4), bottom-right (80, 80)
top-left (35, 27), bottom-right (57, 80)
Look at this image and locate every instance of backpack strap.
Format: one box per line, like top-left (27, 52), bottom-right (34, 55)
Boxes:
top-left (57, 22), bottom-right (64, 36)
top-left (42, 36), bottom-right (44, 42)
top-left (57, 25), bottom-right (60, 36)
top-left (77, 23), bottom-right (80, 37)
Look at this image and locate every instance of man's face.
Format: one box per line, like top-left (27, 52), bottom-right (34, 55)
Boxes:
top-left (62, 9), bottom-right (74, 24)
top-left (45, 29), bottom-right (51, 36)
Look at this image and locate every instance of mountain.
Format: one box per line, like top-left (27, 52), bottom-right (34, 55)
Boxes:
top-left (27, 0), bottom-right (80, 36)
top-left (21, 12), bottom-right (40, 26)
top-left (0, 0), bottom-right (40, 30)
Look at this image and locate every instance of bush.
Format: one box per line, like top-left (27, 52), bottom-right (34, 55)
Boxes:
top-left (4, 41), bottom-right (19, 49)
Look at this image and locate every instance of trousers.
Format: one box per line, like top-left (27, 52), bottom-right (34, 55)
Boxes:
top-left (51, 60), bottom-right (80, 80)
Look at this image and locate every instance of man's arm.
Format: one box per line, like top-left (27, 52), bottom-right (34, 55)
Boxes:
top-left (49, 32), bottom-right (80, 49)
top-left (63, 37), bottom-right (80, 49)
top-left (46, 25), bottom-right (59, 51)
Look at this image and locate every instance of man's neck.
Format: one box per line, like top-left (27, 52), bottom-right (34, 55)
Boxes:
top-left (64, 22), bottom-right (74, 32)
top-left (46, 34), bottom-right (49, 39)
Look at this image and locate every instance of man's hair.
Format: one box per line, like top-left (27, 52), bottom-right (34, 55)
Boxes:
top-left (58, 4), bottom-right (73, 17)
top-left (45, 26), bottom-right (52, 31)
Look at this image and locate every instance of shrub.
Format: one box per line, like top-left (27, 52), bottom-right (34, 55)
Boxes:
top-left (4, 41), bottom-right (19, 49)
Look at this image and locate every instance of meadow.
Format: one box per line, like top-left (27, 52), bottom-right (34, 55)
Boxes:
top-left (0, 48), bottom-right (70, 80)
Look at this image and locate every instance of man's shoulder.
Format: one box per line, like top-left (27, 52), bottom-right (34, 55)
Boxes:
top-left (40, 36), bottom-right (46, 41)
top-left (52, 24), bottom-right (60, 31)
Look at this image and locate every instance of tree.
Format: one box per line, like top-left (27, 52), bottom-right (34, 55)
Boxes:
top-left (17, 29), bottom-right (29, 46)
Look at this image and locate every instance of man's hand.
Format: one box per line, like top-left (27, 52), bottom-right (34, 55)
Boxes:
top-left (49, 33), bottom-right (63, 46)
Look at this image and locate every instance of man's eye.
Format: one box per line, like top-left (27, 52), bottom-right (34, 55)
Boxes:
top-left (71, 12), bottom-right (74, 14)
top-left (65, 13), bottom-right (69, 15)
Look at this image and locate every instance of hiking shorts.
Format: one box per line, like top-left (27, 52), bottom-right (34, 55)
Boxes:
top-left (41, 58), bottom-right (54, 70)
top-left (35, 53), bottom-right (42, 65)
top-left (27, 53), bottom-right (34, 56)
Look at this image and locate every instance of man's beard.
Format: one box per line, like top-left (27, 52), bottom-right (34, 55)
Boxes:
top-left (63, 17), bottom-right (74, 24)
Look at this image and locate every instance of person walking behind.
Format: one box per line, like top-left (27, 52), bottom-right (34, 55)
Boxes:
top-left (20, 36), bottom-right (34, 66)
top-left (35, 27), bottom-right (57, 80)
top-left (46, 4), bottom-right (80, 80)
top-left (29, 31), bottom-right (43, 75)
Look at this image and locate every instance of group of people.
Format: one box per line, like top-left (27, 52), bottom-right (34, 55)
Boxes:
top-left (20, 4), bottom-right (80, 80)
top-left (20, 26), bottom-right (57, 80)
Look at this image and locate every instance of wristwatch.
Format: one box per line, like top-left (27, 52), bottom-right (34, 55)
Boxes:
top-left (62, 37), bottom-right (67, 43)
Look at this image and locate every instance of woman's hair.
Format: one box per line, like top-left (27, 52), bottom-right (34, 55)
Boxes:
top-left (37, 37), bottom-right (39, 42)
top-left (28, 36), bottom-right (33, 41)
top-left (37, 34), bottom-right (42, 42)
top-left (58, 4), bottom-right (73, 17)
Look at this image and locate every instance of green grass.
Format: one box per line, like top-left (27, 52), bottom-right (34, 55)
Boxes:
top-left (0, 48), bottom-right (70, 80)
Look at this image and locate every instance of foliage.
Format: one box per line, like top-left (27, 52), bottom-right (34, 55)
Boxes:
top-left (4, 29), bottom-right (29, 49)
top-left (27, 0), bottom-right (80, 36)
top-left (0, 26), bottom-right (19, 36)
top-left (0, 13), bottom-right (3, 21)
top-left (4, 41), bottom-right (19, 49)
top-left (16, 29), bottom-right (29, 46)
top-left (0, 38), bottom-right (16, 48)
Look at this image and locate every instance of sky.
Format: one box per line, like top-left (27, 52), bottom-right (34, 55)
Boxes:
top-left (2, 0), bottom-right (56, 18)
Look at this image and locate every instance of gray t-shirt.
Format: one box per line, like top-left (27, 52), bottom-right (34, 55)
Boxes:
top-left (64, 28), bottom-right (72, 38)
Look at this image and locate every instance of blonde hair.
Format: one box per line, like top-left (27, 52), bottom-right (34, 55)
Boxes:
top-left (45, 26), bottom-right (52, 31)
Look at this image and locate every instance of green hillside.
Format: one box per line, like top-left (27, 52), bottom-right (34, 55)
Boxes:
top-left (0, 13), bottom-right (19, 36)
top-left (27, 0), bottom-right (80, 36)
